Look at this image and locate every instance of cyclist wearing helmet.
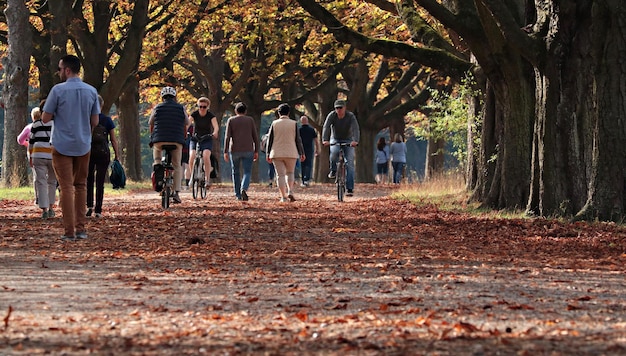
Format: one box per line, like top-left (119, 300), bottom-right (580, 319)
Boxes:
top-left (149, 86), bottom-right (190, 203)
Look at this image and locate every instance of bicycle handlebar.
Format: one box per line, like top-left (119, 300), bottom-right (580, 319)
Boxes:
top-left (193, 133), bottom-right (213, 142)
top-left (330, 142), bottom-right (357, 147)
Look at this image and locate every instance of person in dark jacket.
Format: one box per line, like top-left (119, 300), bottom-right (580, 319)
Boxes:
top-left (149, 86), bottom-right (190, 203)
top-left (298, 115), bottom-right (320, 187)
top-left (86, 95), bottom-right (119, 218)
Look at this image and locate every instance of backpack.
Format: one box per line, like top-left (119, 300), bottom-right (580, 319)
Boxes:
top-left (91, 124), bottom-right (110, 157)
top-left (110, 159), bottom-right (126, 189)
top-left (152, 164), bottom-right (164, 192)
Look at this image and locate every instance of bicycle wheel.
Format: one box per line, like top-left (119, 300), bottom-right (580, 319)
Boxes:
top-left (337, 182), bottom-right (345, 202)
top-left (191, 158), bottom-right (202, 199)
top-left (200, 165), bottom-right (207, 199)
top-left (336, 162), bottom-right (345, 202)
top-left (162, 183), bottom-right (171, 209)
top-left (192, 178), bottom-right (199, 199)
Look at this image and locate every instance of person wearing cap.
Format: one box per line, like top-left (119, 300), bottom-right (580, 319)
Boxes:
top-left (42, 54), bottom-right (100, 241)
top-left (321, 99), bottom-right (360, 196)
top-left (223, 102), bottom-right (260, 201)
top-left (149, 86), bottom-right (191, 204)
top-left (266, 104), bottom-right (305, 202)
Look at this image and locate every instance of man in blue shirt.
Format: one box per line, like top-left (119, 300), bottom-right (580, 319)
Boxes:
top-left (42, 54), bottom-right (100, 241)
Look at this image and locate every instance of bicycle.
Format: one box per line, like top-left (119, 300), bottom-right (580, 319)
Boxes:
top-left (191, 134), bottom-right (211, 199)
top-left (159, 144), bottom-right (177, 209)
top-left (331, 142), bottom-right (352, 202)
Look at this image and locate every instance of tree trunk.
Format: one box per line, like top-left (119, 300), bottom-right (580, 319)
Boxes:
top-left (425, 137), bottom-right (446, 180)
top-left (583, 7), bottom-right (626, 221)
top-left (470, 64), bottom-right (535, 211)
top-left (356, 128), bottom-right (376, 184)
top-left (118, 77), bottom-right (143, 181)
top-left (471, 83), bottom-right (497, 204)
top-left (530, 0), bottom-right (626, 221)
top-left (29, 0), bottom-right (71, 99)
top-left (492, 73), bottom-right (534, 210)
top-left (246, 108), bottom-right (264, 183)
top-left (465, 94), bottom-right (480, 191)
top-left (313, 106), bottom-right (332, 183)
top-left (47, 0), bottom-right (71, 83)
top-left (2, 0), bottom-right (31, 187)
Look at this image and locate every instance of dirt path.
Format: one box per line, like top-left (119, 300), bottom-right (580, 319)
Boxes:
top-left (1, 183), bottom-right (625, 355)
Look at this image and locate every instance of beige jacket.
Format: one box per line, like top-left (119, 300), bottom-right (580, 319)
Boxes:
top-left (267, 116), bottom-right (304, 159)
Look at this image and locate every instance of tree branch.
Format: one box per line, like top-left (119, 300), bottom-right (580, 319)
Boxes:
top-left (295, 0), bottom-right (472, 79)
top-left (364, 0), bottom-right (396, 14)
top-left (478, 0), bottom-right (542, 65)
top-left (396, 0), bottom-right (465, 59)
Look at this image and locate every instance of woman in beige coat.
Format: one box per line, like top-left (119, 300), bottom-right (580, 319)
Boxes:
top-left (266, 104), bottom-right (305, 202)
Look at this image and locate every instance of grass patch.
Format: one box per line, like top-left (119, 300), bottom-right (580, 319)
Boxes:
top-left (391, 176), bottom-right (471, 210)
top-left (105, 181), bottom-right (152, 196)
top-left (0, 180), bottom-right (151, 201)
top-left (391, 175), bottom-right (527, 219)
top-left (0, 186), bottom-right (38, 201)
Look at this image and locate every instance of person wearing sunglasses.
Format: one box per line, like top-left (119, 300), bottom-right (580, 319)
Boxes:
top-left (189, 97), bottom-right (219, 189)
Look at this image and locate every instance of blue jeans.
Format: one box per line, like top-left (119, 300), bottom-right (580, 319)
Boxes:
top-left (268, 162), bottom-right (275, 180)
top-left (329, 141), bottom-right (355, 191)
top-left (392, 162), bottom-right (405, 184)
top-left (301, 149), bottom-right (314, 183)
top-left (229, 151), bottom-right (254, 198)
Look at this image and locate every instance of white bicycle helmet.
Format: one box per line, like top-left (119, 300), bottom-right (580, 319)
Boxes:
top-left (160, 86), bottom-right (176, 98)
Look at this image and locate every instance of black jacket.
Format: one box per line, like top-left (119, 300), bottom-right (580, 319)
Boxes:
top-left (151, 99), bottom-right (187, 144)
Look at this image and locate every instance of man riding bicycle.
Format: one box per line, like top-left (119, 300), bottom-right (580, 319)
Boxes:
top-left (322, 99), bottom-right (360, 196)
top-left (149, 86), bottom-right (190, 204)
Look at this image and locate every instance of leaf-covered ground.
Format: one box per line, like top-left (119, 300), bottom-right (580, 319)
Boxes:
top-left (1, 183), bottom-right (625, 355)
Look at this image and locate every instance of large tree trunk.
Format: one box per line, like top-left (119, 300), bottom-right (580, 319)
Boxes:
top-left (118, 77), bottom-right (143, 181)
top-left (492, 72), bottom-right (535, 210)
top-left (531, 0), bottom-right (626, 221)
top-left (583, 2), bottom-right (626, 221)
top-left (470, 61), bottom-right (535, 211)
top-left (2, 0), bottom-right (31, 187)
